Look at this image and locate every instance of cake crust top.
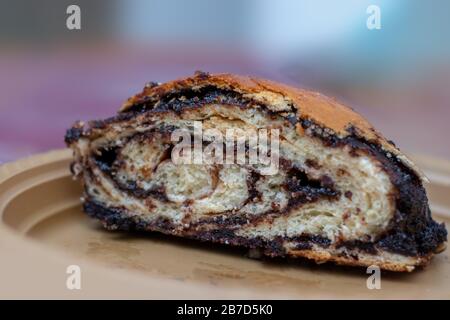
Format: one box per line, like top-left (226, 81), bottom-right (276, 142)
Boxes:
top-left (120, 71), bottom-right (425, 180)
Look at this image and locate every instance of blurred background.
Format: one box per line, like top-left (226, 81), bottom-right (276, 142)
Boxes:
top-left (0, 0), bottom-right (449, 163)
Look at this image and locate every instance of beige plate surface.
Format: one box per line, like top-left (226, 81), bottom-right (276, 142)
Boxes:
top-left (0, 149), bottom-right (449, 299)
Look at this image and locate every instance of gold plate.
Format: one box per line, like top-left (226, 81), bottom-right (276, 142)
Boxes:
top-left (0, 149), bottom-right (449, 299)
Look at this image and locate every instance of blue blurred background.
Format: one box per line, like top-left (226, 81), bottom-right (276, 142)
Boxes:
top-left (1, 0), bottom-right (449, 162)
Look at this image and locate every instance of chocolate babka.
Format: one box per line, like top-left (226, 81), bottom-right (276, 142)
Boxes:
top-left (65, 71), bottom-right (446, 272)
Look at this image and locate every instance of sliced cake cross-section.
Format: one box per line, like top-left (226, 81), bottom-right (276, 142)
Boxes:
top-left (65, 72), bottom-right (447, 272)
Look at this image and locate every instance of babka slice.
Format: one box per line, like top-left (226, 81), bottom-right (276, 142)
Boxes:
top-left (65, 71), bottom-right (446, 272)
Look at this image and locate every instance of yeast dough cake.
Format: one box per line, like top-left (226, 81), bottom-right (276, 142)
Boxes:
top-left (65, 72), bottom-right (447, 272)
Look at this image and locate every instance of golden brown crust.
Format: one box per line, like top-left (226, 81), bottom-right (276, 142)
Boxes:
top-left (287, 248), bottom-right (432, 272)
top-left (120, 72), bottom-right (426, 180)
